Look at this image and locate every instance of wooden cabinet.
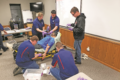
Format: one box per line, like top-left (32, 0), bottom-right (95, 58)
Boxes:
top-left (26, 24), bottom-right (33, 36)
top-left (25, 24), bottom-right (49, 36)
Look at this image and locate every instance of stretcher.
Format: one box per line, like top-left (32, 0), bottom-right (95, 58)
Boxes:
top-left (13, 32), bottom-right (61, 60)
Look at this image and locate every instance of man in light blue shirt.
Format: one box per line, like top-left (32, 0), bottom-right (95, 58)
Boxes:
top-left (34, 31), bottom-right (57, 59)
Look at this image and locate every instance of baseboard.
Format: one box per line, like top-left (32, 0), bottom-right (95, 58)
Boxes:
top-left (88, 55), bottom-right (120, 72)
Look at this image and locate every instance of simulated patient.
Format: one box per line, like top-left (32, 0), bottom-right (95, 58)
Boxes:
top-left (34, 31), bottom-right (57, 59)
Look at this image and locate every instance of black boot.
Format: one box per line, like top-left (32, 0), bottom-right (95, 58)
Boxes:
top-left (75, 60), bottom-right (81, 64)
top-left (3, 47), bottom-right (9, 52)
top-left (0, 53), bottom-right (2, 55)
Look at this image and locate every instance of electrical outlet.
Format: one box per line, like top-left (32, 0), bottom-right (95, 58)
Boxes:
top-left (87, 47), bottom-right (90, 51)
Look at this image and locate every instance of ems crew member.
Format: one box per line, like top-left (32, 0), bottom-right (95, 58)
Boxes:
top-left (32, 12), bottom-right (47, 40)
top-left (48, 10), bottom-right (60, 34)
top-left (14, 36), bottom-right (39, 76)
top-left (50, 42), bottom-right (79, 80)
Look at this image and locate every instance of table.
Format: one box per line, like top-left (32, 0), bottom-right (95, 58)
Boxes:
top-left (1, 28), bottom-right (31, 36)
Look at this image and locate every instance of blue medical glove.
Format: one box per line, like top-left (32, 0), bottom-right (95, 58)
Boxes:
top-left (42, 31), bottom-right (47, 36)
top-left (0, 23), bottom-right (4, 30)
top-left (68, 27), bottom-right (74, 31)
top-left (66, 24), bottom-right (71, 26)
top-left (48, 30), bottom-right (53, 35)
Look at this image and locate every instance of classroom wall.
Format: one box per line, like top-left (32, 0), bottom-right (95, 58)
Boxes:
top-left (59, 27), bottom-right (120, 72)
top-left (38, 0), bottom-right (56, 25)
top-left (0, 0), bottom-right (39, 25)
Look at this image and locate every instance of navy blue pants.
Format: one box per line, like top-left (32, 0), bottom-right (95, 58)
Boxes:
top-left (33, 33), bottom-right (42, 40)
top-left (0, 32), bottom-right (6, 50)
top-left (74, 40), bottom-right (82, 63)
top-left (50, 67), bottom-right (62, 80)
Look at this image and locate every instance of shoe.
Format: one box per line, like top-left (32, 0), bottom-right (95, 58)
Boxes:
top-left (75, 57), bottom-right (77, 59)
top-left (0, 53), bottom-right (2, 55)
top-left (3, 47), bottom-right (9, 52)
top-left (13, 67), bottom-right (23, 76)
top-left (75, 60), bottom-right (81, 64)
top-left (13, 66), bottom-right (19, 74)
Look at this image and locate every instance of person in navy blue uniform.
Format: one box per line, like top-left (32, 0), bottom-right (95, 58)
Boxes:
top-left (50, 42), bottom-right (79, 80)
top-left (32, 12), bottom-right (46, 40)
top-left (48, 10), bottom-right (60, 34)
top-left (14, 36), bottom-right (39, 76)
top-left (0, 23), bottom-right (8, 55)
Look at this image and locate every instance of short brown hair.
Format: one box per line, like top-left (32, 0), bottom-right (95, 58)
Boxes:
top-left (30, 35), bottom-right (39, 41)
top-left (70, 7), bottom-right (79, 13)
top-left (56, 42), bottom-right (63, 49)
top-left (51, 31), bottom-right (57, 36)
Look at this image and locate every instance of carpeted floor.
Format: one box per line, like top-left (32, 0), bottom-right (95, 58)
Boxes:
top-left (0, 36), bottom-right (120, 80)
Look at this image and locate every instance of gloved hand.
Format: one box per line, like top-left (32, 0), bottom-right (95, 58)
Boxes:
top-left (68, 27), bottom-right (74, 31)
top-left (42, 31), bottom-right (47, 36)
top-left (66, 24), bottom-right (71, 26)
top-left (37, 53), bottom-right (42, 57)
top-left (48, 30), bottom-right (53, 35)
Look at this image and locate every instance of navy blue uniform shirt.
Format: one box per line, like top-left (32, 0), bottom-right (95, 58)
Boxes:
top-left (52, 49), bottom-right (79, 80)
top-left (32, 18), bottom-right (44, 35)
top-left (50, 16), bottom-right (60, 32)
top-left (16, 40), bottom-right (35, 67)
top-left (0, 23), bottom-right (4, 31)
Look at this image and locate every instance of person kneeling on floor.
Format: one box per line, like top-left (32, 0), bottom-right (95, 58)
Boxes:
top-left (14, 35), bottom-right (39, 76)
top-left (50, 42), bottom-right (79, 80)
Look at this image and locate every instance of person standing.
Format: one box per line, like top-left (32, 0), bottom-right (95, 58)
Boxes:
top-left (67, 7), bottom-right (86, 64)
top-left (32, 12), bottom-right (47, 40)
top-left (0, 23), bottom-right (8, 55)
top-left (48, 10), bottom-right (60, 34)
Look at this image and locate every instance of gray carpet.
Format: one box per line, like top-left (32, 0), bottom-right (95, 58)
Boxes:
top-left (0, 36), bottom-right (120, 80)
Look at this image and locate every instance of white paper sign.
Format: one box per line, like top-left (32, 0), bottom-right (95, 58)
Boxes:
top-left (22, 10), bottom-right (33, 23)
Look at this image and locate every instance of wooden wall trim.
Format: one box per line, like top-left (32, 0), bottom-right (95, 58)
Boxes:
top-left (89, 55), bottom-right (120, 72)
top-left (59, 27), bottom-right (120, 72)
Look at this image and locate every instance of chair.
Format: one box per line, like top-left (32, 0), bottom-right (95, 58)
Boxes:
top-left (4, 27), bottom-right (13, 40)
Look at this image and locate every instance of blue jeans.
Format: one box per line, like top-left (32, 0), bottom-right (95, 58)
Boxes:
top-left (22, 61), bottom-right (39, 73)
top-left (74, 40), bottom-right (82, 63)
top-left (50, 67), bottom-right (62, 80)
top-left (0, 32), bottom-right (6, 50)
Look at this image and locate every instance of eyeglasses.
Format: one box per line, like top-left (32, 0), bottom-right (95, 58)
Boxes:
top-left (72, 12), bottom-right (76, 16)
